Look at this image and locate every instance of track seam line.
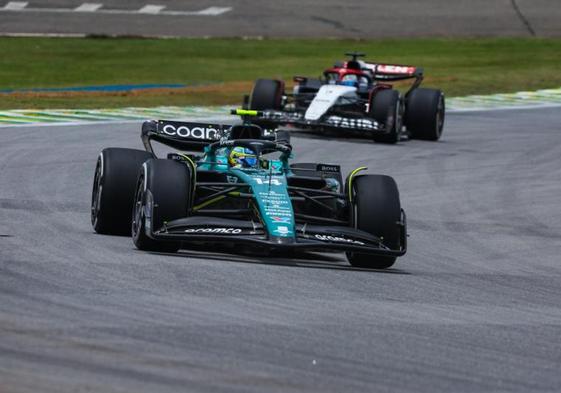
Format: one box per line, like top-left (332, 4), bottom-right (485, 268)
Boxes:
top-left (510, 0), bottom-right (536, 36)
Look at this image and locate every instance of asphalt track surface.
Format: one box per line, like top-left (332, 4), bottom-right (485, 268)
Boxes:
top-left (1, 107), bottom-right (561, 392)
top-left (1, 0), bottom-right (560, 37)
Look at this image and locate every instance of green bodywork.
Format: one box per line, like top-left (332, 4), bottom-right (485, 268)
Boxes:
top-left (195, 145), bottom-right (298, 240)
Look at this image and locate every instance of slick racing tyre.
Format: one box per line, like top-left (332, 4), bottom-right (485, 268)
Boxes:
top-left (249, 79), bottom-right (284, 111)
top-left (132, 159), bottom-right (191, 253)
top-left (405, 88), bottom-right (445, 141)
top-left (369, 89), bottom-right (402, 144)
top-left (346, 174), bottom-right (402, 269)
top-left (91, 148), bottom-right (153, 235)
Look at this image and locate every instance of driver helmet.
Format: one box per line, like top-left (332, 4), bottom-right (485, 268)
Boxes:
top-left (228, 147), bottom-right (257, 168)
top-left (339, 74), bottom-right (359, 87)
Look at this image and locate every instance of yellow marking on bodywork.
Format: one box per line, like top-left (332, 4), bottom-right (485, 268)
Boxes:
top-left (193, 195), bottom-right (226, 211)
top-left (192, 192), bottom-right (241, 211)
top-left (347, 166), bottom-right (368, 202)
top-left (179, 153), bottom-right (197, 208)
top-left (232, 109), bottom-right (259, 116)
top-left (179, 154), bottom-right (196, 180)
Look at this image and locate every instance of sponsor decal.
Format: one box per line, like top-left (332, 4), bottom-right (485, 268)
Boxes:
top-left (377, 65), bottom-right (415, 75)
top-left (314, 234), bottom-right (365, 245)
top-left (317, 164), bottom-right (341, 173)
top-left (160, 122), bottom-right (220, 140)
top-left (271, 216), bottom-right (291, 223)
top-left (325, 116), bottom-right (378, 130)
top-left (265, 209), bottom-right (291, 217)
top-left (258, 190), bottom-right (293, 218)
top-left (274, 226), bottom-right (291, 235)
top-left (254, 177), bottom-right (283, 186)
top-left (184, 227), bottom-right (242, 234)
top-left (167, 153), bottom-right (185, 162)
top-left (226, 175), bottom-right (239, 184)
top-left (258, 190), bottom-right (288, 202)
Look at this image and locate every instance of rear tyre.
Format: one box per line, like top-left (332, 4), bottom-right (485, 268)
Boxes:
top-left (132, 159), bottom-right (191, 253)
top-left (405, 88), bottom-right (445, 141)
top-left (346, 175), bottom-right (402, 269)
top-left (249, 79), bottom-right (283, 111)
top-left (91, 148), bottom-right (153, 235)
top-left (369, 89), bottom-right (402, 144)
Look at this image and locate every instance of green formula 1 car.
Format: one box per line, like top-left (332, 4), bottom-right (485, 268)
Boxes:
top-left (91, 110), bottom-right (407, 269)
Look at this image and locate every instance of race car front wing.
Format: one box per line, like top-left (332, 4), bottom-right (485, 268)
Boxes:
top-left (146, 214), bottom-right (407, 257)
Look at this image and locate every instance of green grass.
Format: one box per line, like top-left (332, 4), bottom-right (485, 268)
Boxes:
top-left (1, 37), bottom-right (561, 109)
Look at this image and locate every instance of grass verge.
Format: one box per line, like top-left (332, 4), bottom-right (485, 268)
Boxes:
top-left (1, 37), bottom-right (561, 109)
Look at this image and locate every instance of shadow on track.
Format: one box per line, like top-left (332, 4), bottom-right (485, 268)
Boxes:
top-left (289, 128), bottom-right (450, 146)
top-left (290, 129), bottom-right (390, 144)
top-left (145, 244), bottom-right (410, 275)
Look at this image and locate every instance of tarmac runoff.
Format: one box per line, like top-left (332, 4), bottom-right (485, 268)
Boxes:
top-left (1, 107), bottom-right (561, 393)
top-left (0, 87), bottom-right (560, 127)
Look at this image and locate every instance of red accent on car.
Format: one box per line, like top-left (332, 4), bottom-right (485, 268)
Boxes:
top-left (324, 67), bottom-right (371, 82)
top-left (376, 65), bottom-right (416, 75)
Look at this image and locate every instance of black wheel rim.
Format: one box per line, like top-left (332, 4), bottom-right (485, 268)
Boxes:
top-left (91, 159), bottom-right (103, 226)
top-left (395, 99), bottom-right (403, 139)
top-left (435, 95), bottom-right (445, 138)
top-left (131, 175), bottom-right (144, 241)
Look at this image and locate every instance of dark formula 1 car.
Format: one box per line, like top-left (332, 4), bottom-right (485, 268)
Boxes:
top-left (91, 110), bottom-right (407, 269)
top-left (245, 52), bottom-right (445, 143)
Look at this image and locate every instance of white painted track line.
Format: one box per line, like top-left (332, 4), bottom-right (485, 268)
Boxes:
top-left (74, 3), bottom-right (102, 12)
top-left (0, 104), bottom-right (559, 129)
top-left (448, 102), bottom-right (561, 113)
top-left (0, 3), bottom-right (232, 16)
top-left (138, 4), bottom-right (165, 14)
top-left (192, 7), bottom-right (233, 16)
top-left (1, 87), bottom-right (559, 126)
top-left (3, 1), bottom-right (28, 10)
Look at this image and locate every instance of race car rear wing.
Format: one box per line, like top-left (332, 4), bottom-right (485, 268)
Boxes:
top-left (141, 118), bottom-right (282, 155)
top-left (142, 120), bottom-right (224, 153)
top-left (363, 63), bottom-right (424, 82)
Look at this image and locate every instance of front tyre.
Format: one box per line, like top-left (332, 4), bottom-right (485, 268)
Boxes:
top-left (369, 89), bottom-right (402, 144)
top-left (346, 175), bottom-right (402, 269)
top-left (132, 159), bottom-right (191, 253)
top-left (405, 88), bottom-right (445, 141)
top-left (91, 148), bottom-right (153, 235)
